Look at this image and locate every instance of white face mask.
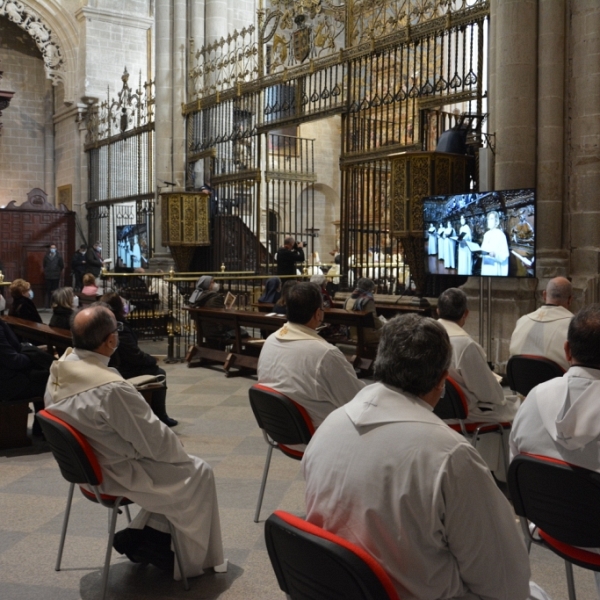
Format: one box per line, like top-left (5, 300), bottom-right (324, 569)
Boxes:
top-left (212, 283), bottom-right (220, 292)
top-left (72, 296), bottom-right (79, 309)
top-left (28, 290), bottom-right (34, 299)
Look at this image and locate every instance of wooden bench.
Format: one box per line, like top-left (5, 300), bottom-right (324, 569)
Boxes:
top-left (2, 315), bottom-right (72, 355)
top-left (186, 307), bottom-right (375, 376)
top-left (331, 292), bottom-right (436, 319)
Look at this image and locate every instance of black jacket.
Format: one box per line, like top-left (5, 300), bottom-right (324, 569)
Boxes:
top-left (9, 295), bottom-right (42, 323)
top-left (85, 248), bottom-right (103, 277)
top-left (275, 245), bottom-right (305, 276)
top-left (108, 320), bottom-right (159, 379)
top-left (43, 252), bottom-right (64, 279)
top-left (49, 306), bottom-right (73, 330)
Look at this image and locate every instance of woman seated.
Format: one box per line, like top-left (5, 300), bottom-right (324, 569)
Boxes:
top-left (49, 287), bottom-right (76, 330)
top-left (273, 280), bottom-right (297, 316)
top-left (8, 279), bottom-right (42, 323)
top-left (310, 274), bottom-right (333, 308)
top-left (81, 273), bottom-right (99, 297)
top-left (101, 292), bottom-right (177, 427)
top-left (344, 277), bottom-right (383, 349)
top-left (258, 277), bottom-right (282, 305)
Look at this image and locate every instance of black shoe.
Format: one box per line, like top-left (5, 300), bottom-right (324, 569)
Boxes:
top-left (159, 416), bottom-right (178, 427)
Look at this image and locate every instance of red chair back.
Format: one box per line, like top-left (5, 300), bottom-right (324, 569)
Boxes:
top-left (36, 409), bottom-right (103, 486)
top-left (506, 354), bottom-right (565, 396)
top-left (249, 384), bottom-right (314, 458)
top-left (265, 510), bottom-right (400, 600)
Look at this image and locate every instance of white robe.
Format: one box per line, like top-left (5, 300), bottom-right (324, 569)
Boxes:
top-left (444, 226), bottom-right (456, 269)
top-left (427, 226), bottom-right (437, 254)
top-left (439, 319), bottom-right (519, 424)
top-left (437, 226), bottom-right (446, 261)
top-left (481, 228), bottom-right (509, 276)
top-left (44, 349), bottom-right (223, 580)
top-left (257, 322), bottom-right (365, 432)
top-left (509, 305), bottom-right (572, 371)
top-left (457, 224), bottom-right (472, 275)
top-left (303, 382), bottom-right (532, 600)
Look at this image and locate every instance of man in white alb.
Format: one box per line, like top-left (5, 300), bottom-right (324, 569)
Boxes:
top-left (303, 314), bottom-right (548, 600)
top-left (480, 210), bottom-right (509, 276)
top-left (44, 304), bottom-right (224, 579)
top-left (510, 303), bottom-right (600, 597)
top-left (257, 282), bottom-right (365, 435)
top-left (509, 276), bottom-right (573, 371)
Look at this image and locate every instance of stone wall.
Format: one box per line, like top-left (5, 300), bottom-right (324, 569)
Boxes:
top-left (0, 24), bottom-right (51, 206)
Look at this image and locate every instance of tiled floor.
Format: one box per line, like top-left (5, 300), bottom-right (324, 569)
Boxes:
top-left (0, 343), bottom-right (598, 599)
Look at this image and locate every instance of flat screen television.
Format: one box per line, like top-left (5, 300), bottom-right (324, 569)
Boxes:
top-left (116, 223), bottom-right (149, 270)
top-left (423, 188), bottom-right (536, 278)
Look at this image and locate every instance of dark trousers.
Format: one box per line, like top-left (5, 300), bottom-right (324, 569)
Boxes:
top-left (45, 279), bottom-right (60, 307)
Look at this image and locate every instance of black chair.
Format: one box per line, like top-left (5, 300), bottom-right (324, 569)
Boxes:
top-left (508, 453), bottom-right (600, 600)
top-left (37, 409), bottom-right (189, 600)
top-left (506, 354), bottom-right (565, 396)
top-left (265, 510), bottom-right (400, 600)
top-left (248, 384), bottom-right (314, 522)
top-left (433, 376), bottom-right (511, 474)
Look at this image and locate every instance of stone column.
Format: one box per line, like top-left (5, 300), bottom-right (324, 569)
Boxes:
top-left (492, 0), bottom-right (537, 189)
top-left (536, 0), bottom-right (568, 282)
top-left (205, 0), bottom-right (228, 47)
top-left (566, 1), bottom-right (600, 305)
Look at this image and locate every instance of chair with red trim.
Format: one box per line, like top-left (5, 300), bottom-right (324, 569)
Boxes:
top-left (508, 453), bottom-right (600, 600)
top-left (506, 354), bottom-right (565, 397)
top-left (36, 409), bottom-right (189, 600)
top-left (265, 510), bottom-right (400, 600)
top-left (248, 384), bottom-right (315, 523)
top-left (433, 376), bottom-right (511, 474)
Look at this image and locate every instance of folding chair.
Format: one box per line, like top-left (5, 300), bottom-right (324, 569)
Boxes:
top-left (265, 510), bottom-right (400, 600)
top-left (248, 384), bottom-right (314, 523)
top-left (508, 453), bottom-right (600, 600)
top-left (36, 409), bottom-right (189, 600)
top-left (506, 354), bottom-right (565, 397)
top-left (433, 376), bottom-right (511, 474)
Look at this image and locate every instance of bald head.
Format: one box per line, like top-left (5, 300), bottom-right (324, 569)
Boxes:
top-left (71, 304), bottom-right (117, 354)
top-left (543, 277), bottom-right (572, 308)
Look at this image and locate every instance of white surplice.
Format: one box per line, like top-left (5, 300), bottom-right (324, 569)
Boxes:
top-left (457, 224), bottom-right (472, 275)
top-left (427, 225), bottom-right (437, 254)
top-left (437, 225), bottom-right (446, 261)
top-left (509, 304), bottom-right (572, 371)
top-left (481, 228), bottom-right (509, 276)
top-left (303, 382), bottom-right (532, 600)
top-left (439, 319), bottom-right (518, 424)
top-left (444, 225), bottom-right (456, 269)
top-left (44, 349), bottom-right (223, 580)
top-left (257, 322), bottom-right (365, 431)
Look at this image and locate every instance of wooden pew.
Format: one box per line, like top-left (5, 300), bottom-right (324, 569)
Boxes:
top-left (2, 315), bottom-right (72, 355)
top-left (185, 307), bottom-right (375, 376)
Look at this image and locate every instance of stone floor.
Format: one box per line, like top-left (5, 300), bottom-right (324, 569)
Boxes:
top-left (0, 334), bottom-right (598, 599)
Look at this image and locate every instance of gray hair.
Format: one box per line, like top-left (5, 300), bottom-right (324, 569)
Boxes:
top-left (71, 303), bottom-right (116, 351)
top-left (437, 287), bottom-right (468, 322)
top-left (374, 314), bottom-right (451, 396)
top-left (51, 287), bottom-right (74, 310)
top-left (568, 304), bottom-right (600, 368)
top-left (356, 277), bottom-right (375, 293)
top-left (310, 274), bottom-right (327, 288)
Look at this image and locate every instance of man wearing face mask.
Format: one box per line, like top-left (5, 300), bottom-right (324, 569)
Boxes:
top-left (85, 241), bottom-right (104, 278)
top-left (43, 244), bottom-right (65, 309)
top-left (44, 303), bottom-right (225, 579)
top-left (187, 275), bottom-right (231, 348)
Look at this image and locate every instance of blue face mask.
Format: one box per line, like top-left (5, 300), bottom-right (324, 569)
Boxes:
top-left (28, 290), bottom-right (34, 299)
top-left (50, 248), bottom-right (56, 254)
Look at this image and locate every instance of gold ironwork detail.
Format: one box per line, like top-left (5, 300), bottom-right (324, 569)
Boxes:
top-left (265, 170), bottom-right (318, 183)
top-left (162, 193), bottom-right (211, 247)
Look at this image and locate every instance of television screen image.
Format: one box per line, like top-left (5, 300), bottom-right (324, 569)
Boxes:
top-left (116, 223), bottom-right (149, 270)
top-left (423, 189), bottom-right (536, 278)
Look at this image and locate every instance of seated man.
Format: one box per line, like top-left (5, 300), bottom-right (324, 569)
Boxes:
top-left (257, 282), bottom-right (364, 436)
top-left (437, 287), bottom-right (518, 424)
top-left (510, 303), bottom-right (600, 596)
top-left (44, 304), bottom-right (224, 578)
top-left (303, 314), bottom-right (541, 600)
top-left (0, 319), bottom-right (50, 436)
top-left (509, 276), bottom-right (573, 371)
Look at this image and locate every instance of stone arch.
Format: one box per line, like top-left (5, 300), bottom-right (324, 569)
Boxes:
top-left (0, 0), bottom-right (78, 103)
